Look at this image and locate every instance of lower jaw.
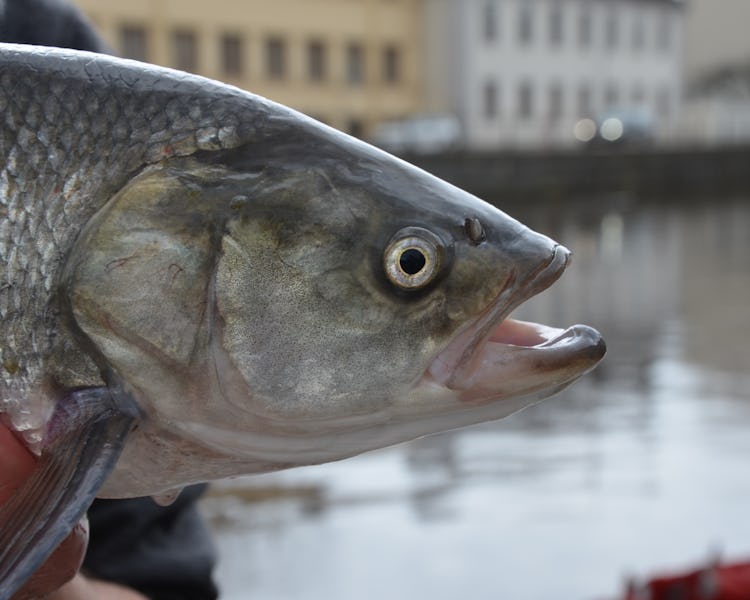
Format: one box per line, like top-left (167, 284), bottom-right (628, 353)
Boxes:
top-left (429, 319), bottom-right (606, 405)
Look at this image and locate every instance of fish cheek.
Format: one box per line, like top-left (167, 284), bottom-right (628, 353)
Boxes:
top-left (214, 214), bottom-right (432, 422)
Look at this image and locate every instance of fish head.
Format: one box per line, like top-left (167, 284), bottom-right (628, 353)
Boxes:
top-left (65, 117), bottom-right (604, 478)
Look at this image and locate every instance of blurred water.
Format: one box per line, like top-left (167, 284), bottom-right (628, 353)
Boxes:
top-left (201, 196), bottom-right (750, 600)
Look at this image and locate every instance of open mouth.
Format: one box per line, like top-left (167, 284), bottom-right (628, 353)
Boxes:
top-left (427, 245), bottom-right (606, 404)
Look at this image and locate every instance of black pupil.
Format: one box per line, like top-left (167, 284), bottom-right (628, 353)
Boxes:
top-left (399, 248), bottom-right (426, 275)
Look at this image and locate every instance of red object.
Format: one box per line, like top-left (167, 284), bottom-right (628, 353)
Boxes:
top-left (622, 559), bottom-right (750, 600)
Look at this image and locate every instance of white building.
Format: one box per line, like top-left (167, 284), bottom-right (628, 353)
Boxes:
top-left (424, 0), bottom-right (684, 150)
top-left (677, 0), bottom-right (750, 145)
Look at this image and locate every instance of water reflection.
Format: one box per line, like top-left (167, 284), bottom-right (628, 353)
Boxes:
top-left (202, 197), bottom-right (750, 600)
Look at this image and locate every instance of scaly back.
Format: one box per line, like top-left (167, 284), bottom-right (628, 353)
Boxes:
top-left (0, 43), bottom-right (267, 446)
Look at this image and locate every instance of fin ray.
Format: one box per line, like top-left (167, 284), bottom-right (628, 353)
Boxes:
top-left (0, 387), bottom-right (138, 599)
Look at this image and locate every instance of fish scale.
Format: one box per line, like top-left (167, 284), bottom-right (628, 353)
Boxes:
top-left (0, 44), bottom-right (260, 446)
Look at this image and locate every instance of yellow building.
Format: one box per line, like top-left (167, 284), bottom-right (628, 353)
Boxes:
top-left (74, 0), bottom-right (423, 137)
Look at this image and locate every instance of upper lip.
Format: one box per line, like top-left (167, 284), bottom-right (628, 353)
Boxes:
top-left (428, 245), bottom-right (571, 387)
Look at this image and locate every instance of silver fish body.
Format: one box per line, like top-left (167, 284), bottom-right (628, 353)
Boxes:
top-left (0, 43), bottom-right (262, 444)
top-left (0, 43), bottom-right (603, 595)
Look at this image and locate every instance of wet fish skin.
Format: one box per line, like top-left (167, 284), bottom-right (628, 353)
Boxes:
top-left (0, 42), bottom-right (603, 492)
top-left (62, 150), bottom-right (565, 496)
top-left (0, 43), bottom-right (604, 597)
top-left (0, 43), bottom-right (265, 444)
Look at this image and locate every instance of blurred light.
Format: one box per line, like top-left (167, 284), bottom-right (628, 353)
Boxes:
top-left (600, 117), bottom-right (624, 142)
top-left (573, 118), bottom-right (597, 142)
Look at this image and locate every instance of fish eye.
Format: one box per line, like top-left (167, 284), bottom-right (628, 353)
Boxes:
top-left (383, 227), bottom-right (443, 290)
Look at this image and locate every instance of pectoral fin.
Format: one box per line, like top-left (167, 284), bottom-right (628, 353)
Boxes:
top-left (0, 387), bottom-right (139, 600)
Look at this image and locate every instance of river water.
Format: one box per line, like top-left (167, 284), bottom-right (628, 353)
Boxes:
top-left (201, 196), bottom-right (750, 600)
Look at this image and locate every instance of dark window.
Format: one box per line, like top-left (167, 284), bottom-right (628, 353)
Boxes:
top-left (519, 3), bottom-right (533, 45)
top-left (307, 40), bottom-right (326, 81)
top-left (631, 14), bottom-right (645, 52)
top-left (604, 83), bottom-right (619, 108)
top-left (266, 37), bottom-right (287, 79)
top-left (484, 1), bottom-right (498, 42)
top-left (221, 34), bottom-right (243, 76)
top-left (578, 83), bottom-right (592, 117)
top-left (484, 81), bottom-right (499, 119)
top-left (657, 13), bottom-right (672, 52)
top-left (578, 2), bottom-right (592, 48)
top-left (518, 81), bottom-right (533, 119)
top-left (348, 119), bottom-right (364, 138)
top-left (656, 87), bottom-right (671, 117)
top-left (548, 83), bottom-right (563, 121)
top-left (346, 43), bottom-right (365, 85)
top-left (549, 2), bottom-right (563, 46)
top-left (173, 30), bottom-right (198, 72)
top-left (383, 45), bottom-right (400, 83)
top-left (120, 25), bottom-right (148, 62)
top-left (631, 84), bottom-right (645, 105)
top-left (605, 6), bottom-right (618, 50)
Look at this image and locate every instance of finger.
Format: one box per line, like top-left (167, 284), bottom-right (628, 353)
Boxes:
top-left (12, 515), bottom-right (89, 600)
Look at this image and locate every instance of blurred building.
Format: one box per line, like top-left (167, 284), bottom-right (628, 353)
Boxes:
top-left (423, 0), bottom-right (685, 149)
top-left (74, 0), bottom-right (423, 138)
top-left (74, 0), bottom-right (689, 151)
top-left (678, 0), bottom-right (750, 145)
top-left (682, 0), bottom-right (750, 84)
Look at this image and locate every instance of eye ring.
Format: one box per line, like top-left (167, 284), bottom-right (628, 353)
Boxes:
top-left (383, 227), bottom-right (443, 290)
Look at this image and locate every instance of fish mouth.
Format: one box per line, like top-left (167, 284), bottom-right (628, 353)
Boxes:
top-left (427, 245), bottom-right (606, 404)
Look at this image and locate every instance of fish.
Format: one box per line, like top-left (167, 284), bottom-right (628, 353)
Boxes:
top-left (0, 42), bottom-right (605, 597)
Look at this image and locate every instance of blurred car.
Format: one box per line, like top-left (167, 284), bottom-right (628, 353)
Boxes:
top-left (576, 108), bottom-right (656, 145)
top-left (370, 114), bottom-right (462, 155)
top-left (615, 556), bottom-right (750, 600)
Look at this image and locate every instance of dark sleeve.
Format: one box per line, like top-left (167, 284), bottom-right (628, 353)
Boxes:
top-left (0, 0), bottom-right (113, 53)
top-left (83, 485), bottom-right (219, 600)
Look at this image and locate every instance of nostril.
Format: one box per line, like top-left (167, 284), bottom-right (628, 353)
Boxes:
top-left (464, 217), bottom-right (486, 245)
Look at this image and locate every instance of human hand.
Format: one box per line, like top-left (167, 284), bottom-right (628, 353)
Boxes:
top-left (0, 423), bottom-right (88, 599)
top-left (1, 423), bottom-right (148, 600)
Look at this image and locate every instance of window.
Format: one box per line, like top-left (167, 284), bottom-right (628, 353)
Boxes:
top-left (656, 13), bottom-right (672, 52)
top-left (172, 30), bottom-right (198, 72)
top-left (519, 3), bottom-right (533, 45)
top-left (578, 2), bottom-right (592, 48)
top-left (604, 83), bottom-right (619, 108)
top-left (346, 43), bottom-right (365, 85)
top-left (484, 81), bottom-right (499, 119)
top-left (577, 83), bottom-right (592, 117)
top-left (549, 2), bottom-right (563, 47)
top-left (656, 87), bottom-right (671, 118)
top-left (605, 6), bottom-right (618, 50)
top-left (120, 25), bottom-right (148, 62)
top-left (266, 37), bottom-right (287, 79)
top-left (518, 81), bottom-right (533, 119)
top-left (631, 83), bottom-right (645, 105)
top-left (383, 45), bottom-right (400, 84)
top-left (631, 13), bottom-right (645, 52)
top-left (548, 83), bottom-right (563, 121)
top-left (347, 119), bottom-right (364, 138)
top-left (307, 40), bottom-right (326, 82)
top-left (221, 34), bottom-right (243, 76)
top-left (483, 0), bottom-right (498, 42)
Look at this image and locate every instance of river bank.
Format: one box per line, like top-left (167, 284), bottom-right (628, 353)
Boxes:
top-left (406, 144), bottom-right (750, 203)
